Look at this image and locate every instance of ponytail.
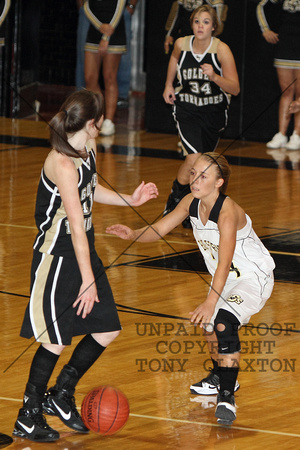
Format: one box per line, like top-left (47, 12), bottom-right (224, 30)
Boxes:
top-left (49, 90), bottom-right (104, 157)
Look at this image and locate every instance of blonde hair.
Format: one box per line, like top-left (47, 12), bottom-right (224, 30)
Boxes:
top-left (190, 5), bottom-right (220, 37)
top-left (201, 152), bottom-right (231, 193)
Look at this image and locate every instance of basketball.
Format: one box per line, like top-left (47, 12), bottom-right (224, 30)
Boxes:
top-left (81, 386), bottom-right (130, 435)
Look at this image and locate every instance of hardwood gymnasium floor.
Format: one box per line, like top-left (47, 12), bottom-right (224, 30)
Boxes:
top-left (0, 89), bottom-right (299, 449)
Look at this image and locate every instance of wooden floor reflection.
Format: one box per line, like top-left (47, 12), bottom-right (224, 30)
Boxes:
top-left (0, 92), bottom-right (300, 449)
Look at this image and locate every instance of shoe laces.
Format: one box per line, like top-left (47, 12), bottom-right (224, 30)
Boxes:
top-left (60, 390), bottom-right (80, 417)
top-left (28, 408), bottom-right (52, 430)
top-left (203, 369), bottom-right (219, 386)
top-left (218, 390), bottom-right (235, 405)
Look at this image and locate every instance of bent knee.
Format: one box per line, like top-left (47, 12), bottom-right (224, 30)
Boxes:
top-left (214, 309), bottom-right (240, 354)
top-left (92, 329), bottom-right (121, 347)
top-left (216, 322), bottom-right (226, 332)
top-left (42, 343), bottom-right (66, 355)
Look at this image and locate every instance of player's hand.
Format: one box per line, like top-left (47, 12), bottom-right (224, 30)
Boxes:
top-left (164, 36), bottom-right (174, 54)
top-left (262, 30), bottom-right (279, 44)
top-left (99, 24), bottom-right (114, 37)
top-left (106, 224), bottom-right (134, 240)
top-left (73, 282), bottom-right (99, 319)
top-left (163, 86), bottom-right (176, 104)
top-left (129, 181), bottom-right (158, 206)
top-left (98, 39), bottom-right (109, 55)
top-left (200, 63), bottom-right (215, 81)
top-left (288, 99), bottom-right (300, 114)
top-left (190, 301), bottom-right (215, 328)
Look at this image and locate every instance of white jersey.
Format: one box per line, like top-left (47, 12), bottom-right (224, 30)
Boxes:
top-left (189, 194), bottom-right (275, 281)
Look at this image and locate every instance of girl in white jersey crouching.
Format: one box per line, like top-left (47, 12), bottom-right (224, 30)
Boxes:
top-left (106, 152), bottom-right (275, 426)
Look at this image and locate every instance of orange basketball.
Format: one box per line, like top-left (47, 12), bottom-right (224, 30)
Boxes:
top-left (81, 386), bottom-right (130, 435)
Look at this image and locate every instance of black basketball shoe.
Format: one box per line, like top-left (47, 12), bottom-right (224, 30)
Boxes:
top-left (190, 369), bottom-right (240, 395)
top-left (43, 388), bottom-right (89, 433)
top-left (163, 179), bottom-right (190, 216)
top-left (215, 390), bottom-right (236, 425)
top-left (42, 365), bottom-right (88, 433)
top-left (13, 407), bottom-right (59, 442)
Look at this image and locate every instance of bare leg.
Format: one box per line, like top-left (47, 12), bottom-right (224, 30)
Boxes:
top-left (42, 343), bottom-right (65, 355)
top-left (92, 330), bottom-right (120, 347)
top-left (203, 329), bottom-right (240, 368)
top-left (102, 53), bottom-right (122, 122)
top-left (84, 50), bottom-right (102, 94)
top-left (293, 72), bottom-right (300, 134)
top-left (177, 153), bottom-right (200, 185)
top-left (203, 329), bottom-right (219, 361)
top-left (277, 67), bottom-right (296, 136)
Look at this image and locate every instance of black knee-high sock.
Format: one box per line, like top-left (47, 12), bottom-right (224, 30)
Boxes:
top-left (67, 335), bottom-right (106, 380)
top-left (219, 366), bottom-right (239, 396)
top-left (24, 345), bottom-right (60, 406)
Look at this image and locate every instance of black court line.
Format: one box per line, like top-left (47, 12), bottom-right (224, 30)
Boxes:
top-left (261, 230), bottom-right (300, 256)
top-left (0, 144), bottom-right (35, 152)
top-left (109, 248), bottom-right (207, 272)
top-left (0, 134), bottom-right (298, 171)
top-left (260, 229), bottom-right (300, 239)
top-left (102, 229), bottom-right (300, 284)
top-left (111, 249), bottom-right (300, 285)
top-left (1, 290), bottom-right (300, 334)
top-left (0, 135), bottom-right (49, 148)
top-left (102, 144), bottom-right (297, 171)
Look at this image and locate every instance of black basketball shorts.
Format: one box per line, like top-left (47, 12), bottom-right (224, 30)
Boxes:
top-left (20, 250), bottom-right (121, 345)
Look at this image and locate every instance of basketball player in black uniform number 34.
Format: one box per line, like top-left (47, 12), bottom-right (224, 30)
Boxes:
top-left (107, 152), bottom-right (275, 426)
top-left (12, 90), bottom-right (158, 443)
top-left (163, 5), bottom-right (239, 227)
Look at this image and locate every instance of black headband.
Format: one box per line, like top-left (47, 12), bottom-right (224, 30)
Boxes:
top-left (205, 154), bottom-right (224, 179)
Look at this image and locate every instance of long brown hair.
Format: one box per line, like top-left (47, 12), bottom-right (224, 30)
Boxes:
top-left (49, 90), bottom-right (104, 158)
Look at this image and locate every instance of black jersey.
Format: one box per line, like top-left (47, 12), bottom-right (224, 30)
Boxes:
top-left (85, 0), bottom-right (126, 53)
top-left (257, 0), bottom-right (300, 33)
top-left (33, 145), bottom-right (97, 258)
top-left (257, 0), bottom-right (300, 67)
top-left (85, 0), bottom-right (126, 30)
top-left (175, 36), bottom-right (230, 114)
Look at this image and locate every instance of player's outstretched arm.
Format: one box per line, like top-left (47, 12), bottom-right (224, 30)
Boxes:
top-left (106, 194), bottom-right (192, 242)
top-left (94, 181), bottom-right (158, 206)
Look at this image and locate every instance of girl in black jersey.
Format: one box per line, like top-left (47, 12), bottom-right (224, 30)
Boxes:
top-left (13, 90), bottom-right (158, 442)
top-left (162, 5), bottom-right (239, 227)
